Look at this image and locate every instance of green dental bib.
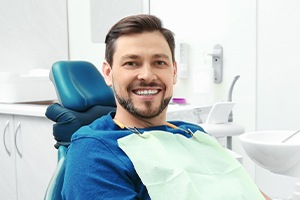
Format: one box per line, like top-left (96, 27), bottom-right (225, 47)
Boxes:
top-left (118, 130), bottom-right (265, 200)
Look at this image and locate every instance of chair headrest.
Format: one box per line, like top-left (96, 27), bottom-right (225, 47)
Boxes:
top-left (46, 103), bottom-right (116, 148)
top-left (50, 61), bottom-right (116, 112)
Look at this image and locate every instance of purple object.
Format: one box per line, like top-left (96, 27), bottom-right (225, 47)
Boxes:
top-left (172, 98), bottom-right (187, 104)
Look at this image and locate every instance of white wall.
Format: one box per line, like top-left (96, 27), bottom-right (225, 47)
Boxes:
top-left (0, 0), bottom-right (68, 73)
top-left (67, 0), bottom-right (105, 66)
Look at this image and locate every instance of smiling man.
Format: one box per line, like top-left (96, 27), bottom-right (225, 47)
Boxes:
top-left (61, 14), bottom-right (270, 200)
top-left (103, 30), bottom-right (176, 125)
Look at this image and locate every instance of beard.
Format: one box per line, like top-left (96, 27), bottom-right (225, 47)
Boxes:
top-left (113, 85), bottom-right (172, 119)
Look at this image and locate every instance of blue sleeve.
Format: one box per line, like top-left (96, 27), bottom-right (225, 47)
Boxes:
top-left (61, 137), bottom-right (149, 200)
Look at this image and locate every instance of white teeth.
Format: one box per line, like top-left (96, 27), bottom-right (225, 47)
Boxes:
top-left (136, 90), bottom-right (158, 96)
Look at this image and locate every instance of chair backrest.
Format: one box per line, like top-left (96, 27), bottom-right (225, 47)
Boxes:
top-left (50, 60), bottom-right (116, 111)
top-left (44, 61), bottom-right (116, 200)
top-left (46, 61), bottom-right (116, 148)
top-left (44, 146), bottom-right (66, 200)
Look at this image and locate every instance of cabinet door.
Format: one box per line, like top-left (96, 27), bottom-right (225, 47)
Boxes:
top-left (14, 115), bottom-right (56, 200)
top-left (0, 114), bottom-right (17, 200)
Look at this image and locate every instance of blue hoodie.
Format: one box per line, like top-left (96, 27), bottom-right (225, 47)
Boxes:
top-left (62, 112), bottom-right (204, 200)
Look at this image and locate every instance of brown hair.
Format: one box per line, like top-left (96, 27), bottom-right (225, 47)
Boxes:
top-left (104, 14), bottom-right (175, 66)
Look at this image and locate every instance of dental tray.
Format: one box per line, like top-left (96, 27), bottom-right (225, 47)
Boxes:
top-left (0, 69), bottom-right (56, 103)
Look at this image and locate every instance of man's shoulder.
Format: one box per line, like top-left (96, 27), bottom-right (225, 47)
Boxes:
top-left (72, 113), bottom-right (114, 138)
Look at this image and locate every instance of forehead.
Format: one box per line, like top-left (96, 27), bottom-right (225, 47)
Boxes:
top-left (113, 31), bottom-right (172, 58)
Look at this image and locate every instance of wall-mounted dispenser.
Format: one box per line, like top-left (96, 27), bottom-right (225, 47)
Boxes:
top-left (175, 41), bottom-right (189, 79)
top-left (208, 44), bottom-right (223, 83)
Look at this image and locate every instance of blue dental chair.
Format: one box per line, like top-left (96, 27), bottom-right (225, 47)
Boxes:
top-left (44, 61), bottom-right (116, 200)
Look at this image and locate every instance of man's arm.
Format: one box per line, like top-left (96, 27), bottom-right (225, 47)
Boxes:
top-left (61, 137), bottom-right (149, 200)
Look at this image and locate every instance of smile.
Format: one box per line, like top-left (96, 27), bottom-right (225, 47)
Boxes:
top-left (134, 89), bottom-right (159, 96)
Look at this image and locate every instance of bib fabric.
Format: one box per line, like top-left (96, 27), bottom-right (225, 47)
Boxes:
top-left (118, 130), bottom-right (265, 200)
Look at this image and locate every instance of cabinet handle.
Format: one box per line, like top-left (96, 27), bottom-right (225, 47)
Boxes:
top-left (14, 122), bottom-right (23, 158)
top-left (3, 121), bottom-right (11, 156)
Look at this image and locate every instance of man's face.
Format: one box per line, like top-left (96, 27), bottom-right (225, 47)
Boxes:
top-left (103, 31), bottom-right (177, 119)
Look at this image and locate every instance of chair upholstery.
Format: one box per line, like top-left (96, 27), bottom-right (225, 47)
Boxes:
top-left (44, 61), bottom-right (116, 200)
top-left (50, 60), bottom-right (116, 111)
top-left (46, 103), bottom-right (116, 148)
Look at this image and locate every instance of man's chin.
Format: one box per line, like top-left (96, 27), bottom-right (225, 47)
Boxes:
top-left (116, 94), bottom-right (171, 119)
top-left (132, 109), bottom-right (161, 119)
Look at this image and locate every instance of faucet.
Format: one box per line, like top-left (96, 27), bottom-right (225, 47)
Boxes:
top-left (228, 75), bottom-right (240, 122)
top-left (225, 75), bottom-right (240, 150)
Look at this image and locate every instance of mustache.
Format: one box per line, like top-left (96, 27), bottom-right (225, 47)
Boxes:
top-left (130, 81), bottom-right (163, 89)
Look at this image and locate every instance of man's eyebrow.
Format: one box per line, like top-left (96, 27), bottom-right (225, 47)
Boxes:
top-left (152, 53), bottom-right (170, 59)
top-left (120, 54), bottom-right (140, 62)
top-left (119, 53), bottom-right (170, 63)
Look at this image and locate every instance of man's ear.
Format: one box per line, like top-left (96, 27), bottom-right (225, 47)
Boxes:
top-left (102, 61), bottom-right (113, 86)
top-left (173, 61), bottom-right (178, 85)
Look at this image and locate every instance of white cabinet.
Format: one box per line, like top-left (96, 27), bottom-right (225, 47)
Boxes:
top-left (0, 114), bottom-right (57, 200)
top-left (0, 114), bottom-right (17, 199)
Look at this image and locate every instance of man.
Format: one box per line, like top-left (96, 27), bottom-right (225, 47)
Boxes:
top-left (62, 14), bottom-right (270, 199)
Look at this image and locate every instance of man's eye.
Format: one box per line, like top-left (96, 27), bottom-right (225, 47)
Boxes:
top-left (124, 62), bottom-right (138, 66)
top-left (155, 61), bottom-right (166, 65)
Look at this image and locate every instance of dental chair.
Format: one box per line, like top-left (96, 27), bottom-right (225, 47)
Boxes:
top-left (44, 61), bottom-right (116, 200)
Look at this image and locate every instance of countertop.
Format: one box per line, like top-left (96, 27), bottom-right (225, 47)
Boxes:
top-left (0, 102), bottom-right (52, 117)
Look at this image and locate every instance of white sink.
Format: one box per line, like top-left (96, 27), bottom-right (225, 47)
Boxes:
top-left (239, 130), bottom-right (300, 178)
top-left (239, 130), bottom-right (300, 199)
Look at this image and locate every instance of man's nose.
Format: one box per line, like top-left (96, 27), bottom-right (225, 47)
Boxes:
top-left (137, 64), bottom-right (157, 82)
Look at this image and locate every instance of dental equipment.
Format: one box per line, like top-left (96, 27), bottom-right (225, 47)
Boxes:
top-left (282, 129), bottom-right (300, 143)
